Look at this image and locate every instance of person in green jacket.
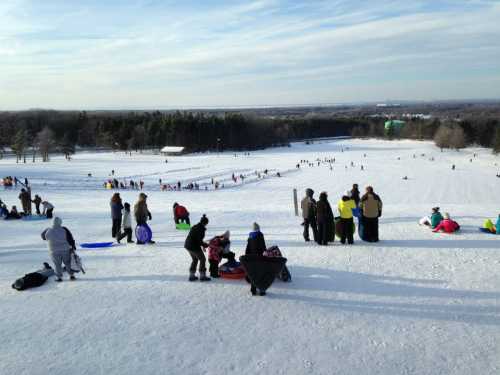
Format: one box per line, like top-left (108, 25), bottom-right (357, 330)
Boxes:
top-left (419, 207), bottom-right (443, 229)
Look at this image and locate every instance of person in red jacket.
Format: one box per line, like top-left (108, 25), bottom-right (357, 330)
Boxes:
top-left (173, 202), bottom-right (190, 225)
top-left (433, 213), bottom-right (460, 233)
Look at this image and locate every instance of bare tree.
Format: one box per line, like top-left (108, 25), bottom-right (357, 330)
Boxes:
top-left (37, 127), bottom-right (55, 162)
top-left (450, 126), bottom-right (466, 150)
top-left (434, 125), bottom-right (452, 149)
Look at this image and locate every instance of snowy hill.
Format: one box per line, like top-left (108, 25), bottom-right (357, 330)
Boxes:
top-left (1, 139), bottom-right (499, 375)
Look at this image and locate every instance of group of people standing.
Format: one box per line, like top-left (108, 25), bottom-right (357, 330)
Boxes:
top-left (301, 184), bottom-right (383, 245)
top-left (110, 192), bottom-right (154, 244)
top-left (1, 187), bottom-right (54, 220)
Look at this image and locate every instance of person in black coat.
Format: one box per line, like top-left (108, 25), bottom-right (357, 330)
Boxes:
top-left (245, 222), bottom-right (267, 295)
top-left (316, 191), bottom-right (334, 245)
top-left (184, 215), bottom-right (210, 281)
top-left (351, 184), bottom-right (360, 207)
top-left (110, 193), bottom-right (124, 239)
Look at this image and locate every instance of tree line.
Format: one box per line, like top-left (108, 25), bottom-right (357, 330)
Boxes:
top-left (0, 110), bottom-right (498, 162)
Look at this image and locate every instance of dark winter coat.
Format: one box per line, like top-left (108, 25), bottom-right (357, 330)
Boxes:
top-left (351, 188), bottom-right (360, 206)
top-left (134, 200), bottom-right (151, 223)
top-left (316, 198), bottom-right (333, 224)
top-left (184, 223), bottom-right (207, 252)
top-left (19, 191), bottom-right (30, 205)
top-left (110, 201), bottom-right (124, 219)
top-left (245, 231), bottom-right (267, 256)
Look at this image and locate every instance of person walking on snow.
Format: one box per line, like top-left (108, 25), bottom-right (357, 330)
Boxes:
top-left (134, 193), bottom-right (154, 244)
top-left (184, 215), bottom-right (211, 282)
top-left (301, 188), bottom-right (318, 242)
top-left (117, 203), bottom-right (133, 243)
top-left (41, 217), bottom-right (76, 282)
top-left (338, 193), bottom-right (356, 244)
top-left (110, 193), bottom-right (124, 239)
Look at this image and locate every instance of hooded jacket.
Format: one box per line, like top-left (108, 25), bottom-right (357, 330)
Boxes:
top-left (134, 198), bottom-right (151, 223)
top-left (41, 217), bottom-right (75, 254)
top-left (316, 194), bottom-right (333, 224)
top-left (360, 193), bottom-right (382, 218)
top-left (338, 197), bottom-right (356, 219)
top-left (431, 211), bottom-right (443, 228)
top-left (184, 222), bottom-right (207, 252)
top-left (245, 231), bottom-right (267, 256)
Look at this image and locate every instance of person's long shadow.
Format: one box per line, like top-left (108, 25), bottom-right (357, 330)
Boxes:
top-left (271, 266), bottom-right (500, 326)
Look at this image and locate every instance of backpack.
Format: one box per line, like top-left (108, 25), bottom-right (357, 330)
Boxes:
top-left (12, 272), bottom-right (48, 291)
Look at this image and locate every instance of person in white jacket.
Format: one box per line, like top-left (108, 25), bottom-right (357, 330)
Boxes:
top-left (117, 203), bottom-right (133, 243)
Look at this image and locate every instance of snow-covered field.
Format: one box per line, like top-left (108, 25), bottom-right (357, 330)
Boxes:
top-left (1, 139), bottom-right (499, 375)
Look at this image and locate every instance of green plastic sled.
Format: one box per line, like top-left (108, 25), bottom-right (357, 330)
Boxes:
top-left (176, 222), bottom-right (191, 230)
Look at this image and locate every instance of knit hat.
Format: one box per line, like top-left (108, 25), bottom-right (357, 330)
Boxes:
top-left (200, 214), bottom-right (209, 225)
top-left (139, 192), bottom-right (147, 199)
top-left (432, 207), bottom-right (439, 212)
top-left (252, 222), bottom-right (260, 231)
top-left (306, 188), bottom-right (314, 197)
top-left (222, 230), bottom-right (230, 239)
top-left (443, 212), bottom-right (450, 220)
top-left (53, 217), bottom-right (62, 228)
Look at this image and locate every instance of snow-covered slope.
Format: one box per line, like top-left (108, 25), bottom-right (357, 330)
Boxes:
top-left (1, 139), bottom-right (499, 375)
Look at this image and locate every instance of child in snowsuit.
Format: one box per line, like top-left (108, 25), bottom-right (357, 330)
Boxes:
top-left (245, 222), bottom-right (268, 295)
top-left (433, 213), bottom-right (460, 233)
top-left (207, 231), bottom-right (235, 278)
top-left (117, 203), bottom-right (133, 243)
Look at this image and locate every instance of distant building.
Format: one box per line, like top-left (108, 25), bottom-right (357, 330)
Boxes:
top-left (160, 146), bottom-right (185, 156)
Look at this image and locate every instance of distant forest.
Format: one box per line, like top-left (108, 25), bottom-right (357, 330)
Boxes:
top-left (0, 109), bottom-right (498, 162)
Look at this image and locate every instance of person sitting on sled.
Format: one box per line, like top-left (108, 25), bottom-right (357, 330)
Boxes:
top-left (419, 207), bottom-right (443, 229)
top-left (173, 202), bottom-right (190, 225)
top-left (207, 230), bottom-right (235, 278)
top-left (433, 213), bottom-right (460, 234)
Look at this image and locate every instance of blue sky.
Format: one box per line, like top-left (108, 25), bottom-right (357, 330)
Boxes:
top-left (1, 0), bottom-right (500, 109)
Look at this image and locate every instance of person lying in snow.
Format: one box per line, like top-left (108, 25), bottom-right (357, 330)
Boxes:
top-left (419, 207), bottom-right (443, 229)
top-left (207, 231), bottom-right (236, 278)
top-left (432, 213), bottom-right (460, 234)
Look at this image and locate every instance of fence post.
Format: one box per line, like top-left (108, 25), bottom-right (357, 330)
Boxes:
top-left (293, 188), bottom-right (298, 216)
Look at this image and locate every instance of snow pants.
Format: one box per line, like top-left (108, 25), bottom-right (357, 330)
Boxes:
top-left (340, 218), bottom-right (354, 244)
top-left (112, 218), bottom-right (122, 238)
top-left (317, 221), bottom-right (329, 245)
top-left (303, 217), bottom-right (318, 242)
top-left (117, 228), bottom-right (133, 242)
top-left (187, 249), bottom-right (207, 274)
top-left (363, 217), bottom-right (379, 242)
top-left (50, 251), bottom-right (73, 278)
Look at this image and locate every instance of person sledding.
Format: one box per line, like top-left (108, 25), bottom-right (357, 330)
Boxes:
top-left (481, 215), bottom-right (500, 234)
top-left (432, 213), bottom-right (460, 234)
top-left (207, 230), bottom-right (235, 278)
top-left (184, 214), bottom-right (211, 282)
top-left (419, 207), bottom-right (443, 229)
top-left (41, 217), bottom-right (77, 282)
top-left (5, 205), bottom-right (22, 220)
top-left (173, 202), bottom-right (190, 226)
top-left (134, 193), bottom-right (155, 244)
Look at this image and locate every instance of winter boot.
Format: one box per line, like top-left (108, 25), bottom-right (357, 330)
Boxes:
top-left (250, 285), bottom-right (257, 295)
top-left (188, 272), bottom-right (198, 282)
top-left (199, 271), bottom-right (211, 282)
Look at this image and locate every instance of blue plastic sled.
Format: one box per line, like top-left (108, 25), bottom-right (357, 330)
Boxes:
top-left (81, 242), bottom-right (114, 248)
top-left (22, 215), bottom-right (49, 221)
top-left (135, 224), bottom-right (153, 243)
top-left (479, 227), bottom-right (498, 235)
